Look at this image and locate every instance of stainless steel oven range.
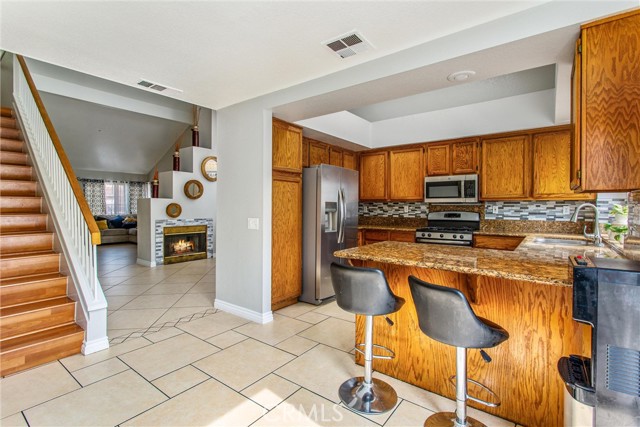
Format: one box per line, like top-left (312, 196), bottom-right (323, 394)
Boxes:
top-left (415, 211), bottom-right (480, 246)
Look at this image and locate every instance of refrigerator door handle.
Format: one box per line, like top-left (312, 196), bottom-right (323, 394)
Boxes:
top-left (338, 188), bottom-right (346, 244)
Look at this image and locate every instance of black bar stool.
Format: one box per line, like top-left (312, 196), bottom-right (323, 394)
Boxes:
top-left (330, 262), bottom-right (405, 414)
top-left (408, 276), bottom-right (509, 427)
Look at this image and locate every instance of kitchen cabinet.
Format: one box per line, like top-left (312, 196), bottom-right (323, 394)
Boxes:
top-left (329, 147), bottom-right (343, 167)
top-left (571, 10), bottom-right (640, 192)
top-left (452, 140), bottom-right (478, 174)
top-left (271, 171), bottom-right (302, 310)
top-left (343, 151), bottom-right (357, 170)
top-left (302, 137), bottom-right (309, 167)
top-left (362, 229), bottom-right (415, 245)
top-left (309, 139), bottom-right (329, 166)
top-left (480, 135), bottom-right (531, 200)
top-left (427, 139), bottom-right (478, 176)
top-left (426, 144), bottom-right (450, 176)
top-left (532, 130), bottom-right (594, 200)
top-left (359, 151), bottom-right (388, 201)
top-left (272, 119), bottom-right (302, 173)
top-left (389, 147), bottom-right (424, 200)
top-left (472, 234), bottom-right (524, 251)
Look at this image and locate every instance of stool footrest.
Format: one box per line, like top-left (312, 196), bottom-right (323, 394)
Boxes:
top-left (448, 375), bottom-right (501, 408)
top-left (355, 343), bottom-right (395, 360)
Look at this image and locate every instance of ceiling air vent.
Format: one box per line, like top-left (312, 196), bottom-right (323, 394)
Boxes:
top-left (137, 79), bottom-right (182, 94)
top-left (323, 31), bottom-right (373, 59)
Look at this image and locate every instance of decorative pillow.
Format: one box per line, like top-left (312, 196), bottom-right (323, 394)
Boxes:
top-left (123, 216), bottom-right (137, 224)
top-left (122, 222), bottom-right (137, 229)
top-left (109, 215), bottom-right (125, 228)
top-left (96, 220), bottom-right (108, 230)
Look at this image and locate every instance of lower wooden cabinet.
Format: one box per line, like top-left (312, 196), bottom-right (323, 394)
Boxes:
top-left (472, 234), bottom-right (524, 251)
top-left (271, 171), bottom-right (302, 310)
top-left (362, 229), bottom-right (415, 245)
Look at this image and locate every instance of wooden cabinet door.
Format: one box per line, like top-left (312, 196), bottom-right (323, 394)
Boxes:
top-left (389, 147), bottom-right (425, 200)
top-left (272, 119), bottom-right (302, 173)
top-left (363, 230), bottom-right (389, 245)
top-left (271, 171), bottom-right (302, 310)
top-left (343, 151), bottom-right (357, 170)
top-left (302, 137), bottom-right (309, 168)
top-left (452, 140), bottom-right (478, 174)
top-left (309, 140), bottom-right (329, 166)
top-left (581, 11), bottom-right (640, 191)
top-left (480, 135), bottom-right (531, 200)
top-left (426, 144), bottom-right (450, 176)
top-left (359, 152), bottom-right (388, 201)
top-left (533, 131), bottom-right (594, 200)
top-left (389, 230), bottom-right (415, 242)
top-left (329, 147), bottom-right (343, 167)
top-left (570, 38), bottom-right (583, 190)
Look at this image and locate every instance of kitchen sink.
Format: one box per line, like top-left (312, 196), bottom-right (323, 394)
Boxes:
top-left (532, 237), bottom-right (589, 246)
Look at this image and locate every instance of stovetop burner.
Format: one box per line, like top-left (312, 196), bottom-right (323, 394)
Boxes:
top-left (415, 211), bottom-right (480, 246)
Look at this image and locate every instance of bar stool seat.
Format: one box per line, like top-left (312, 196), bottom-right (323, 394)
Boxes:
top-left (409, 275), bottom-right (509, 427)
top-left (330, 262), bottom-right (405, 415)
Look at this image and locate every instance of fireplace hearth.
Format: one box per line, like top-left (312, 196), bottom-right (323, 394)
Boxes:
top-left (163, 225), bottom-right (207, 264)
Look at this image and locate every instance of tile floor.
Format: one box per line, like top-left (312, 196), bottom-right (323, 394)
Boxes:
top-left (0, 244), bottom-right (521, 426)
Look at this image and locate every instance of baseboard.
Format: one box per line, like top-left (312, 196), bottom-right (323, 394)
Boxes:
top-left (136, 258), bottom-right (156, 267)
top-left (214, 299), bottom-right (273, 324)
top-left (82, 336), bottom-right (110, 355)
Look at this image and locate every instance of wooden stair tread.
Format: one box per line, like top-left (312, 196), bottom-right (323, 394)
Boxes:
top-left (0, 323), bottom-right (83, 354)
top-left (0, 107), bottom-right (13, 118)
top-left (0, 296), bottom-right (73, 317)
top-left (0, 250), bottom-right (57, 259)
top-left (0, 272), bottom-right (64, 286)
top-left (0, 231), bottom-right (53, 238)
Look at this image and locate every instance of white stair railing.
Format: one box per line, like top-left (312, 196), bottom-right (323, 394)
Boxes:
top-left (12, 55), bottom-right (108, 355)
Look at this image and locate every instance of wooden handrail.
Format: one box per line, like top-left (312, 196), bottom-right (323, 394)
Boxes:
top-left (16, 55), bottom-right (101, 245)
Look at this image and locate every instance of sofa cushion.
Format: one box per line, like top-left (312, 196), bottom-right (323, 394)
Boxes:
top-left (102, 228), bottom-right (128, 236)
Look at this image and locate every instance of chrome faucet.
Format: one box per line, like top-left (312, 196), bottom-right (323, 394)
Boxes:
top-left (570, 203), bottom-right (604, 247)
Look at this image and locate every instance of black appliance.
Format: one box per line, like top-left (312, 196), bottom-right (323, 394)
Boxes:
top-left (561, 256), bottom-right (640, 426)
top-left (415, 211), bottom-right (480, 246)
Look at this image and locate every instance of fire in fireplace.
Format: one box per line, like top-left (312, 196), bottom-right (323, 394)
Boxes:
top-left (163, 225), bottom-right (207, 264)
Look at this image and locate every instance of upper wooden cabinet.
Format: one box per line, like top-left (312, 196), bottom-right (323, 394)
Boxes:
top-left (452, 140), bottom-right (478, 174)
top-left (389, 147), bottom-right (425, 200)
top-left (572, 10), bottom-right (640, 192)
top-left (480, 135), bottom-right (531, 200)
top-left (426, 144), bottom-right (450, 176)
top-left (359, 151), bottom-right (388, 201)
top-left (308, 139), bottom-right (329, 166)
top-left (532, 130), bottom-right (594, 200)
top-left (329, 147), bottom-right (343, 167)
top-left (426, 139), bottom-right (478, 176)
top-left (302, 138), bottom-right (309, 168)
top-left (272, 119), bottom-right (302, 173)
top-left (343, 151), bottom-right (357, 170)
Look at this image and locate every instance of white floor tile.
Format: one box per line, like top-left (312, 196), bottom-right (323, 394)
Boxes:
top-left (275, 335), bottom-right (318, 356)
top-left (234, 314), bottom-right (311, 345)
top-left (71, 357), bottom-right (130, 386)
top-left (60, 337), bottom-right (152, 372)
top-left (275, 302), bottom-right (318, 318)
top-left (0, 362), bottom-right (80, 416)
top-left (107, 307), bottom-right (167, 329)
top-left (121, 294), bottom-right (183, 309)
top-left (206, 330), bottom-right (249, 348)
top-left (298, 317), bottom-right (355, 352)
top-left (176, 310), bottom-right (249, 339)
top-left (144, 326), bottom-right (185, 343)
top-left (123, 379), bottom-right (266, 426)
top-left (241, 374), bottom-right (300, 410)
top-left (172, 292), bottom-right (214, 307)
top-left (311, 301), bottom-right (355, 323)
top-left (384, 400), bottom-right (433, 426)
top-left (0, 413), bottom-right (28, 426)
top-left (151, 365), bottom-right (210, 397)
top-left (23, 370), bottom-right (166, 426)
top-left (296, 311), bottom-right (330, 324)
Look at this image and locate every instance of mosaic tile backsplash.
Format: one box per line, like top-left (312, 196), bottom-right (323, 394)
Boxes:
top-left (359, 193), bottom-right (628, 223)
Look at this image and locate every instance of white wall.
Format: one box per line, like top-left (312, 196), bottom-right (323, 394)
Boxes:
top-left (295, 111), bottom-right (371, 148)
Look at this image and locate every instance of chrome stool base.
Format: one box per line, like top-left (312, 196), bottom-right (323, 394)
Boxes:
top-left (338, 376), bottom-right (397, 414)
top-left (424, 412), bottom-right (486, 427)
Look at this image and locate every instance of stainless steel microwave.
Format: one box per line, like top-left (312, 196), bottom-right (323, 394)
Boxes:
top-left (424, 174), bottom-right (478, 203)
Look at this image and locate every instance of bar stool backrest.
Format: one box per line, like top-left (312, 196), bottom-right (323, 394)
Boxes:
top-left (408, 275), bottom-right (508, 349)
top-left (330, 263), bottom-right (403, 316)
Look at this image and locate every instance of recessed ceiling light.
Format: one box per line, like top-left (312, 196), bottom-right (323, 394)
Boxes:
top-left (447, 70), bottom-right (476, 82)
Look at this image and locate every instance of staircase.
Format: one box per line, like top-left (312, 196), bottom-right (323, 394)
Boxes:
top-left (0, 107), bottom-right (84, 377)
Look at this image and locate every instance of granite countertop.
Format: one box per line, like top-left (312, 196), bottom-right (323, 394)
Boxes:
top-left (334, 234), bottom-right (620, 286)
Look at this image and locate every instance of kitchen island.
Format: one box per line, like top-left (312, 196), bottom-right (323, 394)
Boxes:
top-left (334, 237), bottom-right (618, 427)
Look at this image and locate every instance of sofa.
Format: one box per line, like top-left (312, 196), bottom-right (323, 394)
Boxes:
top-left (95, 215), bottom-right (137, 244)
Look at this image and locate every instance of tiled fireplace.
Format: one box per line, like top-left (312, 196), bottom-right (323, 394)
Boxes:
top-left (155, 218), bottom-right (214, 265)
top-left (163, 225), bottom-right (208, 264)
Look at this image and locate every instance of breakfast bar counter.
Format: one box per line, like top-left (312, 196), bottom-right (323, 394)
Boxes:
top-left (334, 238), bottom-right (618, 426)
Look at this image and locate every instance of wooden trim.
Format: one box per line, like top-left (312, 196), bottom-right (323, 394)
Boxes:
top-left (16, 55), bottom-right (101, 245)
top-left (272, 117), bottom-right (303, 130)
top-left (580, 7), bottom-right (640, 29)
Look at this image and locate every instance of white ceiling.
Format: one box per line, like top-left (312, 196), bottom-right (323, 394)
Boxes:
top-left (1, 1), bottom-right (552, 110)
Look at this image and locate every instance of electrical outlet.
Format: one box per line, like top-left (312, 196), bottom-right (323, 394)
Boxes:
top-left (404, 205), bottom-right (409, 213)
top-left (562, 206), bottom-right (571, 215)
top-left (248, 218), bottom-right (259, 230)
top-left (492, 205), bottom-right (499, 214)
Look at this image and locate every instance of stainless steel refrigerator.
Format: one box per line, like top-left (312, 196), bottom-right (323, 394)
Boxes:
top-left (301, 164), bottom-right (359, 305)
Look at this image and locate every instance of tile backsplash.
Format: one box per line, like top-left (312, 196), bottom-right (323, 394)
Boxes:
top-left (359, 193), bottom-right (628, 223)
